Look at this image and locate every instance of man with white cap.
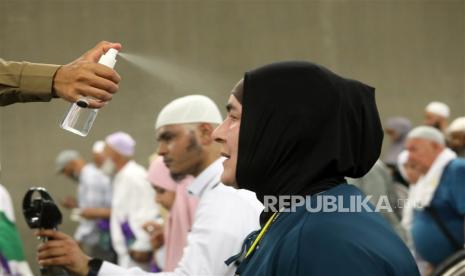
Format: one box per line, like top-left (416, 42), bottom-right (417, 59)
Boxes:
top-left (92, 140), bottom-right (106, 168)
top-left (55, 149), bottom-right (113, 261)
top-left (37, 96), bottom-right (262, 276)
top-left (424, 101), bottom-right (450, 132)
top-left (405, 126), bottom-right (465, 269)
top-left (447, 117), bottom-right (465, 158)
top-left (101, 131), bottom-right (159, 270)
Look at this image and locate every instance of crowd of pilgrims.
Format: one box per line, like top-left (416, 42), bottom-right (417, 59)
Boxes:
top-left (1, 61), bottom-right (465, 276)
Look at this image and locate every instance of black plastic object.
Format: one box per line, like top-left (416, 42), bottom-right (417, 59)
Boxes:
top-left (23, 187), bottom-right (62, 229)
top-left (76, 98), bottom-right (89, 108)
top-left (22, 187), bottom-right (69, 276)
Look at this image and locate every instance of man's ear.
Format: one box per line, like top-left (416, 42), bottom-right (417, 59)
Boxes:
top-left (197, 123), bottom-right (215, 145)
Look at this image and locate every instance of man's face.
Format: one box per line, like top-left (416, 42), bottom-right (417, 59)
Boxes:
top-left (385, 128), bottom-right (400, 142)
top-left (424, 112), bottom-right (442, 129)
top-left (156, 124), bottom-right (204, 176)
top-left (212, 94), bottom-right (242, 187)
top-left (403, 160), bottom-right (422, 184)
top-left (405, 138), bottom-right (443, 174)
top-left (62, 162), bottom-right (75, 179)
top-left (153, 186), bottom-right (176, 210)
top-left (62, 161), bottom-right (79, 182)
top-left (103, 145), bottom-right (118, 163)
top-left (447, 131), bottom-right (465, 152)
top-left (93, 152), bottom-right (105, 168)
top-left (101, 145), bottom-right (120, 176)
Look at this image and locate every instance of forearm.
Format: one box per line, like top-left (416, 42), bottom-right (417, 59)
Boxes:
top-left (81, 208), bottom-right (111, 219)
top-left (99, 261), bottom-right (159, 275)
top-left (99, 260), bottom-right (182, 276)
top-left (0, 59), bottom-right (59, 106)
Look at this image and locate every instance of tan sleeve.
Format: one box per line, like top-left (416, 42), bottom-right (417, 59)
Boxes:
top-left (0, 59), bottom-right (60, 106)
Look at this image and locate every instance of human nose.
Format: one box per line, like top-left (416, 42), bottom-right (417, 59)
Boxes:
top-left (212, 121), bottom-right (227, 144)
top-left (157, 141), bottom-right (168, 156)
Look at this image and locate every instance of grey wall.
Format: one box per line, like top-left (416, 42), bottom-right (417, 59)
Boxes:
top-left (1, 0), bottom-right (464, 274)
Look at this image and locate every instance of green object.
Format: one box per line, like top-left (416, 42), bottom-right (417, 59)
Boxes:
top-left (0, 211), bottom-right (26, 261)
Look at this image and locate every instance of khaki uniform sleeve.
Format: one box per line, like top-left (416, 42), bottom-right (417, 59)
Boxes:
top-left (0, 59), bottom-right (60, 106)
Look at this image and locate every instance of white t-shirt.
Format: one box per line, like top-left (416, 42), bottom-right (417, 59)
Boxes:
top-left (110, 161), bottom-right (159, 269)
top-left (99, 159), bottom-right (263, 276)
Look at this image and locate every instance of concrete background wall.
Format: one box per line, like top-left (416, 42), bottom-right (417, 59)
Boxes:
top-left (1, 0), bottom-right (464, 273)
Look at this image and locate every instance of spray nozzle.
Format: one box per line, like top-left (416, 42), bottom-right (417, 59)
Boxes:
top-left (98, 48), bottom-right (119, 69)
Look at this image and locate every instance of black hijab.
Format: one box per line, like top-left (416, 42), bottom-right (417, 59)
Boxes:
top-left (236, 61), bottom-right (383, 204)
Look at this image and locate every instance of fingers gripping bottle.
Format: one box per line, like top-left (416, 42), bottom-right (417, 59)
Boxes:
top-left (60, 49), bottom-right (118, 137)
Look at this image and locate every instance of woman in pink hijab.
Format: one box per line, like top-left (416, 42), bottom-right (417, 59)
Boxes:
top-left (145, 156), bottom-right (198, 272)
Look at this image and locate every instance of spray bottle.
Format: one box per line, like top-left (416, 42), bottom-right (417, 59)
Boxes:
top-left (60, 48), bottom-right (119, 137)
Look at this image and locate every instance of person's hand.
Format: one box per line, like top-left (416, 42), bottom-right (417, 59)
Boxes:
top-left (52, 41), bottom-right (122, 108)
top-left (60, 196), bottom-right (77, 209)
top-left (129, 250), bottom-right (152, 263)
top-left (143, 221), bottom-right (164, 250)
top-left (36, 230), bottom-right (90, 276)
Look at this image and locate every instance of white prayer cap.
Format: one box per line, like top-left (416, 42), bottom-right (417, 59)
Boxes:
top-left (55, 150), bottom-right (81, 173)
top-left (425, 101), bottom-right (450, 118)
top-left (92, 140), bottom-right (105, 154)
top-left (407, 126), bottom-right (445, 145)
top-left (155, 95), bottom-right (223, 130)
top-left (105, 132), bottom-right (136, 157)
top-left (448, 117), bottom-right (465, 134)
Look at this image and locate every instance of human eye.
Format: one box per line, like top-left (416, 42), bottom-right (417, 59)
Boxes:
top-left (228, 113), bottom-right (239, 121)
top-left (158, 132), bottom-right (175, 142)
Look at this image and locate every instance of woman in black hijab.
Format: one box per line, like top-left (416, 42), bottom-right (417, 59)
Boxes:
top-left (213, 61), bottom-right (419, 275)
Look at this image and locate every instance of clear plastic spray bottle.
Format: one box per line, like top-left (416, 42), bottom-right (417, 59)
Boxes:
top-left (60, 48), bottom-right (119, 137)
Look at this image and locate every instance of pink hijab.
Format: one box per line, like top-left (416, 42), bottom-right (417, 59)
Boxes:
top-left (147, 157), bottom-right (198, 272)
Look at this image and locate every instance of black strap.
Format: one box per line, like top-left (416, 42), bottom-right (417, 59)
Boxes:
top-left (87, 258), bottom-right (103, 276)
top-left (425, 206), bottom-right (463, 252)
